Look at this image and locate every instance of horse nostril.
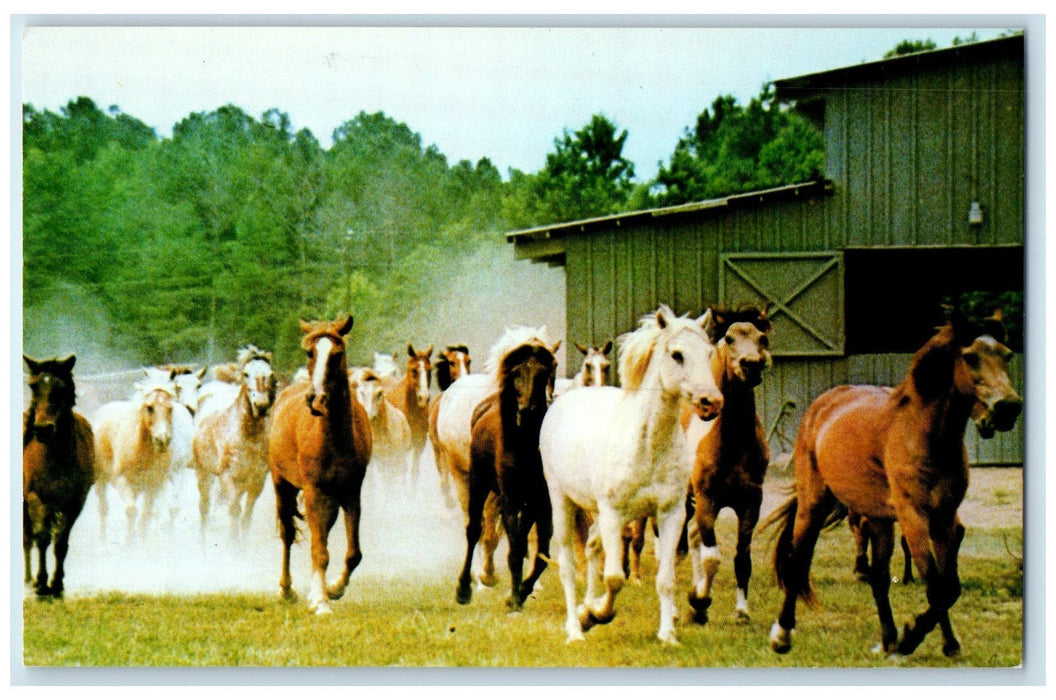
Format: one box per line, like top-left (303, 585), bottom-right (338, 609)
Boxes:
top-left (993, 398), bottom-right (1023, 429)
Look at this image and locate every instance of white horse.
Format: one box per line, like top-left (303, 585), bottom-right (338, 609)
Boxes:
top-left (539, 305), bottom-right (723, 645)
top-left (193, 348), bottom-right (277, 541)
top-left (93, 375), bottom-right (191, 544)
top-left (554, 340), bottom-right (613, 396)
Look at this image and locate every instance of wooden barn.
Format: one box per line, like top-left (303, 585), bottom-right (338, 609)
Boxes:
top-left (506, 33), bottom-right (1025, 465)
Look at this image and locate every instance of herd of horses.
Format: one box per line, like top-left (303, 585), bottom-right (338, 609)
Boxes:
top-left (22, 301), bottom-right (1022, 660)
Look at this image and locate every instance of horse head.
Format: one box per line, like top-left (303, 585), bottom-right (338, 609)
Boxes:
top-left (708, 305), bottom-right (773, 388)
top-left (241, 353), bottom-right (277, 419)
top-left (300, 315), bottom-right (354, 417)
top-left (164, 365), bottom-right (206, 417)
top-left (948, 308), bottom-right (1022, 437)
top-left (501, 342), bottom-right (561, 416)
top-left (436, 345), bottom-right (472, 391)
top-left (405, 344), bottom-right (434, 408)
top-left (625, 304), bottom-right (723, 421)
top-left (351, 369), bottom-right (385, 421)
top-left (574, 340), bottom-right (612, 387)
top-left (136, 382), bottom-right (175, 452)
top-left (24, 354), bottom-right (77, 440)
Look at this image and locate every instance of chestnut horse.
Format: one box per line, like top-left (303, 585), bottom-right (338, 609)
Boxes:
top-left (540, 305), bottom-right (723, 645)
top-left (456, 332), bottom-right (560, 610)
top-left (267, 315), bottom-right (372, 614)
top-left (193, 346), bottom-right (277, 541)
top-left (23, 355), bottom-right (95, 598)
top-left (766, 308), bottom-right (1021, 657)
top-left (684, 305), bottom-right (773, 625)
top-left (384, 344), bottom-right (433, 486)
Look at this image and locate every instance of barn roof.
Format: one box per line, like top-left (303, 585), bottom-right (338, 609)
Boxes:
top-left (505, 180), bottom-right (833, 264)
top-left (773, 33), bottom-right (1023, 105)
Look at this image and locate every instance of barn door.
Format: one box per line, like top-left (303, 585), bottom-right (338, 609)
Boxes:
top-left (720, 252), bottom-right (844, 356)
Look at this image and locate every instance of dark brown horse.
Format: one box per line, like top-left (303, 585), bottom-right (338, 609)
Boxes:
top-left (384, 343), bottom-right (434, 486)
top-left (766, 308), bottom-right (1021, 657)
top-left (456, 334), bottom-right (559, 610)
top-left (267, 315), bottom-right (372, 615)
top-left (23, 355), bottom-right (95, 598)
top-left (685, 305), bottom-right (773, 625)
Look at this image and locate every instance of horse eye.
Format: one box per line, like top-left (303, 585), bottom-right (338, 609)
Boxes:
top-left (724, 335), bottom-right (734, 345)
top-left (671, 350), bottom-right (684, 365)
top-left (963, 352), bottom-right (981, 370)
top-left (146, 405), bottom-right (154, 414)
top-left (759, 335), bottom-right (770, 348)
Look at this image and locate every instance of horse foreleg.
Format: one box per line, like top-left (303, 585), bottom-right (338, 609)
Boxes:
top-left (23, 501), bottom-right (34, 586)
top-left (864, 518), bottom-right (898, 655)
top-left (95, 482), bottom-right (109, 542)
top-left (240, 475), bottom-right (266, 542)
top-left (519, 497), bottom-right (552, 605)
top-left (475, 493), bottom-right (501, 589)
top-left (49, 513), bottom-right (72, 597)
top-left (579, 505), bottom-right (624, 631)
top-left (731, 492), bottom-right (762, 623)
top-left (304, 488), bottom-right (339, 615)
top-left (622, 517), bottom-right (647, 584)
top-left (503, 509), bottom-right (528, 611)
top-left (274, 477), bottom-right (299, 602)
top-left (327, 500), bottom-right (363, 601)
top-left (195, 469), bottom-right (213, 541)
top-left (687, 501), bottom-right (720, 625)
top-left (653, 502), bottom-right (687, 646)
top-left (896, 509), bottom-right (962, 656)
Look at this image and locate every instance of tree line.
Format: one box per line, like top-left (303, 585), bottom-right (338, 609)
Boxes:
top-left (23, 80), bottom-right (828, 373)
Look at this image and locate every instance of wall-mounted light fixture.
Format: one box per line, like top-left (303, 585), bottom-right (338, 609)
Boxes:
top-left (968, 201), bottom-right (984, 226)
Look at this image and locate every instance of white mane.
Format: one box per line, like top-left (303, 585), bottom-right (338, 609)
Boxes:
top-left (484, 325), bottom-right (554, 385)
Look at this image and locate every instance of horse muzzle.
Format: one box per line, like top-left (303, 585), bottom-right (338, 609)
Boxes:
top-left (690, 392), bottom-right (724, 422)
top-left (31, 421), bottom-right (56, 441)
top-left (973, 397), bottom-right (1022, 438)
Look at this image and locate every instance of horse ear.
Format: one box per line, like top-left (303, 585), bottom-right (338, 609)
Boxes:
top-left (298, 318), bottom-right (314, 334)
top-left (407, 343), bottom-right (416, 358)
top-left (576, 343), bottom-right (589, 355)
top-left (23, 355), bottom-right (42, 375)
top-left (424, 344), bottom-right (434, 358)
top-left (335, 315), bottom-right (354, 336)
top-left (601, 339), bottom-right (613, 355)
top-left (196, 366), bottom-right (207, 379)
top-left (655, 305), bottom-right (673, 329)
top-left (982, 309), bottom-right (1009, 344)
top-left (552, 340), bottom-right (562, 354)
top-left (698, 308), bottom-right (716, 340)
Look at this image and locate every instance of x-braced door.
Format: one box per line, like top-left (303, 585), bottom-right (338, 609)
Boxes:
top-left (720, 252), bottom-right (844, 357)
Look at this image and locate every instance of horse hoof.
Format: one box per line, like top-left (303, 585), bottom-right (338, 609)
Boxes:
top-left (576, 604), bottom-right (614, 630)
top-left (505, 596), bottom-right (524, 612)
top-left (313, 605), bottom-right (333, 616)
top-left (657, 631), bottom-right (680, 647)
top-left (769, 622), bottom-right (792, 654)
top-left (733, 609), bottom-right (751, 625)
top-left (687, 592), bottom-right (711, 625)
top-left (456, 586), bottom-right (472, 606)
top-left (280, 588), bottom-right (297, 603)
top-left (943, 640), bottom-right (962, 658)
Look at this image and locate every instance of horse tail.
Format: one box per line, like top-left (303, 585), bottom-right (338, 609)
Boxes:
top-left (763, 494), bottom-right (817, 607)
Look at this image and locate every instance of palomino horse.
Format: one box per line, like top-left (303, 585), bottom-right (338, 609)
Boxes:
top-left (23, 355), bottom-right (95, 597)
top-left (93, 374), bottom-right (183, 544)
top-left (540, 305), bottom-right (723, 645)
top-left (384, 344), bottom-right (433, 485)
top-left (684, 305), bottom-right (773, 625)
top-left (766, 308), bottom-right (1021, 657)
top-left (158, 364), bottom-right (206, 418)
top-left (350, 367), bottom-right (412, 502)
top-left (193, 346), bottom-right (277, 541)
top-left (554, 341), bottom-right (612, 396)
top-left (429, 345), bottom-right (472, 509)
top-left (456, 330), bottom-right (560, 610)
top-left (267, 315), bottom-right (372, 614)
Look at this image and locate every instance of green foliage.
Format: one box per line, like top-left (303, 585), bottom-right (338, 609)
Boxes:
top-left (884, 38), bottom-right (938, 58)
top-left (654, 87), bottom-right (825, 206)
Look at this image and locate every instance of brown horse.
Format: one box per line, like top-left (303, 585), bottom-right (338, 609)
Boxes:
top-left (684, 305), bottom-right (773, 625)
top-left (384, 343), bottom-right (433, 486)
top-left (766, 307), bottom-right (1021, 657)
top-left (23, 355), bottom-right (95, 598)
top-left (267, 315), bottom-right (372, 615)
top-left (456, 335), bottom-right (560, 610)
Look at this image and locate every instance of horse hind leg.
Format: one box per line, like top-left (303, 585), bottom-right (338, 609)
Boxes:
top-left (475, 493), bottom-right (501, 589)
top-left (863, 518), bottom-right (899, 655)
top-left (274, 477), bottom-right (299, 602)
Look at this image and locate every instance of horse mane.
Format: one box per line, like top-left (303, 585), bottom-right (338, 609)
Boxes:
top-left (903, 308), bottom-right (1008, 403)
top-left (485, 326), bottom-right (554, 387)
top-left (237, 344), bottom-right (272, 367)
top-left (134, 374), bottom-right (177, 399)
top-left (618, 306), bottom-right (708, 391)
top-left (436, 345), bottom-right (471, 391)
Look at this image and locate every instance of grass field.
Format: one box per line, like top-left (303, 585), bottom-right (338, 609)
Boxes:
top-left (20, 466), bottom-right (1024, 671)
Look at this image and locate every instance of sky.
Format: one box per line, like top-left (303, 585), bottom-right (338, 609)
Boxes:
top-left (18, 21), bottom-right (1016, 183)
